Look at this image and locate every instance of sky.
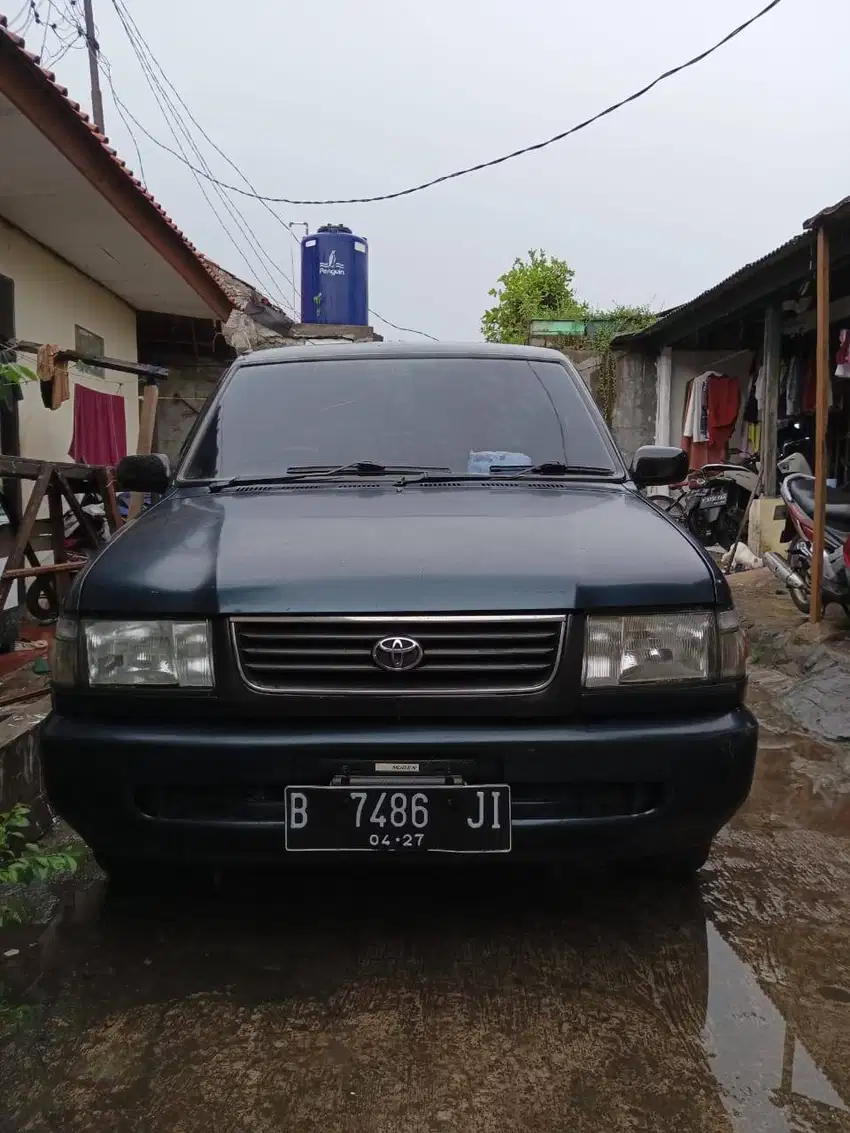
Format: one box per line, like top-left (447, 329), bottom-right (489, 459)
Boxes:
top-left (19, 0), bottom-right (850, 341)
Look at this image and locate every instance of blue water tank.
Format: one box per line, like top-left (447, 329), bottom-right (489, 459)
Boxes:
top-left (300, 224), bottom-right (368, 325)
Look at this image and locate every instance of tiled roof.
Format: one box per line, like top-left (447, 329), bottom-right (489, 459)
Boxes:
top-left (0, 12), bottom-right (227, 302)
top-left (199, 256), bottom-right (273, 310)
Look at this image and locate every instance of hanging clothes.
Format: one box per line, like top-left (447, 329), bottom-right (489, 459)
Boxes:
top-left (68, 383), bottom-right (127, 466)
top-left (706, 374), bottom-right (741, 461)
top-left (801, 357), bottom-right (832, 414)
top-left (836, 329), bottom-right (850, 378)
top-left (681, 372), bottom-right (728, 468)
top-left (682, 373), bottom-right (713, 443)
top-left (36, 343), bottom-right (70, 410)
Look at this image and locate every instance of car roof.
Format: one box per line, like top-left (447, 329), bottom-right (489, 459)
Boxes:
top-left (235, 341), bottom-right (573, 366)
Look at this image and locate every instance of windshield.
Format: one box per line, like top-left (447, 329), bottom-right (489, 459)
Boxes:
top-left (181, 357), bottom-right (621, 482)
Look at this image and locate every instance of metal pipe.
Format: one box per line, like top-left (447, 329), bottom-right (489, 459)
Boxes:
top-left (763, 552), bottom-right (806, 591)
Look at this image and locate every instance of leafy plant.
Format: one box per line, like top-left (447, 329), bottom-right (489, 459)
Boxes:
top-left (0, 805), bottom-right (80, 927)
top-left (480, 250), bottom-right (658, 423)
top-left (0, 362), bottom-right (38, 411)
top-left (481, 250), bottom-right (588, 344)
top-left (0, 363), bottom-right (38, 386)
top-left (576, 305), bottom-right (657, 424)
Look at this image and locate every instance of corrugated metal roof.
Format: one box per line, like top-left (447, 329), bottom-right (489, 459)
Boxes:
top-left (613, 231), bottom-right (811, 347)
top-left (804, 194), bottom-right (850, 230)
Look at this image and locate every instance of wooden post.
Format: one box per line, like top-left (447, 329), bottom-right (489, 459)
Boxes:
top-left (810, 226), bottom-right (831, 623)
top-left (0, 466), bottom-right (52, 609)
top-left (47, 475), bottom-right (71, 603)
top-left (126, 380), bottom-right (160, 522)
top-left (761, 307), bottom-right (782, 498)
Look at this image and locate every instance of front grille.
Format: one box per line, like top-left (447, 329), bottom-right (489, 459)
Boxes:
top-left (231, 615), bottom-right (566, 695)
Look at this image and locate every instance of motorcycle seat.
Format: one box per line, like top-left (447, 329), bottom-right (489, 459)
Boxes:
top-left (787, 477), bottom-right (850, 529)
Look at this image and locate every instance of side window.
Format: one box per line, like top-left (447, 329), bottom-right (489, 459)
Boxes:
top-left (75, 325), bottom-right (105, 378)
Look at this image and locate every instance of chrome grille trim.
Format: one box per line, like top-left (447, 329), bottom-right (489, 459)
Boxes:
top-left (230, 614), bottom-right (567, 696)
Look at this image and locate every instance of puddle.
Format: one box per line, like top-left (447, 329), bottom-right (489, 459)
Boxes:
top-left (1, 862), bottom-right (849, 1131)
top-left (704, 924), bottom-right (848, 1130)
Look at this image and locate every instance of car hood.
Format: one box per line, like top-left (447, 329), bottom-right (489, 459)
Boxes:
top-left (75, 485), bottom-right (720, 615)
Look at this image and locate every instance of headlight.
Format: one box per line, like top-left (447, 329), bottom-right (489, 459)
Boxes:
top-left (583, 610), bottom-right (746, 688)
top-left (84, 620), bottom-right (214, 688)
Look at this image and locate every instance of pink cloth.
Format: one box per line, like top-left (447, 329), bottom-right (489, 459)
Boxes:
top-left (68, 383), bottom-right (127, 466)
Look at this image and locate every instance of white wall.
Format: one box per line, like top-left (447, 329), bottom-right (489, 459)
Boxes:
top-left (0, 217), bottom-right (139, 462)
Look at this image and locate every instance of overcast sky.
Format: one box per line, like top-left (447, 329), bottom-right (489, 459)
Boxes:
top-left (36, 0), bottom-right (850, 340)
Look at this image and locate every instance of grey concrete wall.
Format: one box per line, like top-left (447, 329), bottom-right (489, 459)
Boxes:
top-left (611, 352), bottom-right (657, 465)
top-left (154, 365), bottom-right (225, 467)
top-left (534, 340), bottom-right (655, 462)
top-left (0, 700), bottom-right (51, 835)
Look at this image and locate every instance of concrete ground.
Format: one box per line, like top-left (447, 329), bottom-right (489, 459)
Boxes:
top-left (1, 586), bottom-right (849, 1131)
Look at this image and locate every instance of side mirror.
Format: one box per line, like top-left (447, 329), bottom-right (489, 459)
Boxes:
top-left (631, 446), bottom-right (688, 488)
top-left (116, 453), bottom-right (171, 494)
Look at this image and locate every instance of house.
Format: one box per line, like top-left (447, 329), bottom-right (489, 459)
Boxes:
top-left (613, 201), bottom-right (850, 576)
top-left (0, 12), bottom-right (237, 633)
top-left (0, 13), bottom-right (233, 474)
top-left (150, 259), bottom-right (383, 465)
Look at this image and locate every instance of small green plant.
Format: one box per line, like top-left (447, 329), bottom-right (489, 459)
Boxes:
top-left (0, 362), bottom-right (38, 411)
top-left (0, 805), bottom-right (80, 927)
top-left (0, 362), bottom-right (37, 385)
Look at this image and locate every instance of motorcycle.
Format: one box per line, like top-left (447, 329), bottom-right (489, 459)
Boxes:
top-left (677, 444), bottom-right (812, 549)
top-left (764, 473), bottom-right (850, 616)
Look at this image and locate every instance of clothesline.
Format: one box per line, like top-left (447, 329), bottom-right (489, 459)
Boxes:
top-left (11, 348), bottom-right (136, 389)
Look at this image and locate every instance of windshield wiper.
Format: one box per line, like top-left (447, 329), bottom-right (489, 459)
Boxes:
top-left (208, 462), bottom-right (452, 491)
top-left (488, 461), bottom-right (614, 478)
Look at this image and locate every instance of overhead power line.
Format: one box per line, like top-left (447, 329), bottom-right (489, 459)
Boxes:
top-left (369, 311), bottom-right (439, 341)
top-left (100, 7), bottom-right (438, 339)
top-left (107, 0), bottom-right (298, 315)
top-left (98, 0), bottom-right (784, 206)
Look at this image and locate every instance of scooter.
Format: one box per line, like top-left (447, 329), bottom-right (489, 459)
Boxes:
top-left (682, 446), bottom-right (812, 549)
top-left (763, 473), bottom-right (850, 616)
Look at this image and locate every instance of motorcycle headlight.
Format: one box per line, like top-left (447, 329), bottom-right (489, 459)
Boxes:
top-left (83, 620), bottom-right (214, 688)
top-left (583, 610), bottom-right (746, 688)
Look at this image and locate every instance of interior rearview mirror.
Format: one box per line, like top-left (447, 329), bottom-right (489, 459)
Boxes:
top-left (631, 446), bottom-right (688, 489)
top-left (116, 453), bottom-right (171, 494)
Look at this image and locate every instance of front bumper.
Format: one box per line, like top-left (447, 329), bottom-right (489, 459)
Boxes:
top-left (41, 708), bottom-right (758, 864)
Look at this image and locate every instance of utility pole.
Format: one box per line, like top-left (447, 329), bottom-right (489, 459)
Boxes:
top-left (82, 0), bottom-right (105, 134)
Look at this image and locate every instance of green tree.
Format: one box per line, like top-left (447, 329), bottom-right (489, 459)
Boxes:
top-left (481, 251), bottom-right (657, 345)
top-left (481, 250), bottom-right (588, 344)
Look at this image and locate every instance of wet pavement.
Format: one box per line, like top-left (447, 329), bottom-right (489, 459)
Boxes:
top-left (2, 675), bottom-right (850, 1132)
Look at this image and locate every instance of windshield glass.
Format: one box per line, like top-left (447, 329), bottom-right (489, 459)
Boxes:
top-left (182, 357), bottom-right (621, 481)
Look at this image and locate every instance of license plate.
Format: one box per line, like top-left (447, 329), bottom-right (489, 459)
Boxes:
top-left (284, 785), bottom-right (512, 853)
top-left (700, 490), bottom-right (727, 508)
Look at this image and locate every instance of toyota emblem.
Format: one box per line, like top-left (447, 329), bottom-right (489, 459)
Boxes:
top-left (372, 636), bottom-right (424, 672)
